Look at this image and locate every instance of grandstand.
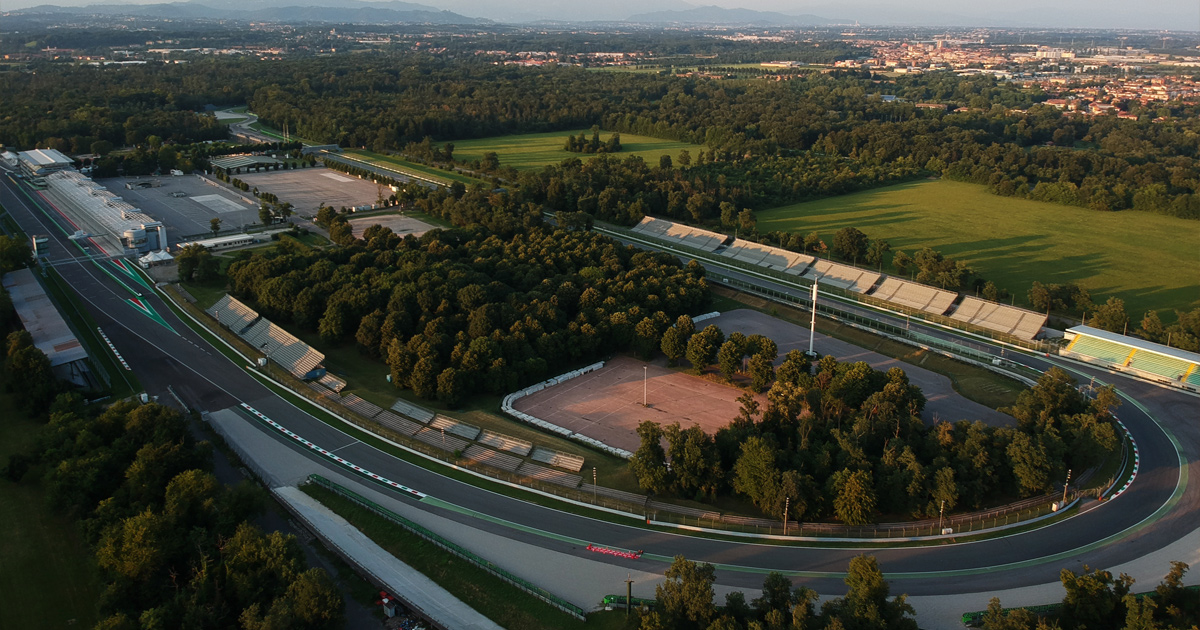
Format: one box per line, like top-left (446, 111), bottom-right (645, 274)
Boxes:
top-left (478, 430), bottom-right (534, 457)
top-left (869, 278), bottom-right (957, 315)
top-left (430, 415), bottom-right (482, 441)
top-left (950, 297), bottom-right (1048, 341)
top-left (530, 447), bottom-right (586, 472)
top-left (340, 393), bottom-right (385, 419)
top-left (719, 239), bottom-right (814, 272)
top-left (42, 171), bottom-right (166, 254)
top-left (413, 427), bottom-right (469, 453)
top-left (463, 445), bottom-right (522, 472)
top-left (630, 216), bottom-right (728, 252)
top-left (207, 295), bottom-right (259, 333)
top-left (205, 294), bottom-right (325, 379)
top-left (390, 399), bottom-right (435, 423)
top-left (1063, 325), bottom-right (1200, 391)
top-left (372, 410), bottom-right (424, 437)
top-left (516, 461), bottom-right (581, 488)
top-left (808, 259), bottom-right (881, 293)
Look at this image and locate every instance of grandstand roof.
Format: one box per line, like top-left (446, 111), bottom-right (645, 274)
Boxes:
top-left (210, 155), bottom-right (282, 170)
top-left (18, 148), bottom-right (74, 168)
top-left (2, 269), bottom-right (89, 367)
top-left (1067, 325), bottom-right (1200, 365)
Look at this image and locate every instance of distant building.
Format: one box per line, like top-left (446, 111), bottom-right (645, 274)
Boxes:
top-left (2, 269), bottom-right (95, 388)
top-left (17, 148), bottom-right (74, 180)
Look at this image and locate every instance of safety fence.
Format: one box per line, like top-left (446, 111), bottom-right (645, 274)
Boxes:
top-left (501, 361), bottom-right (633, 459)
top-left (305, 474), bottom-right (587, 620)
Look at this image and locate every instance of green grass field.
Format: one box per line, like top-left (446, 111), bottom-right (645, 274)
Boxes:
top-left (0, 392), bottom-right (102, 630)
top-left (342, 150), bottom-right (485, 187)
top-left (448, 129), bottom-right (702, 171)
top-left (756, 179), bottom-right (1200, 318)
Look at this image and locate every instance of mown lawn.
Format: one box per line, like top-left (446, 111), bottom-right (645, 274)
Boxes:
top-left (448, 129), bottom-right (702, 171)
top-left (342, 150), bottom-right (485, 186)
top-left (0, 393), bottom-right (102, 630)
top-left (756, 179), bottom-right (1200, 319)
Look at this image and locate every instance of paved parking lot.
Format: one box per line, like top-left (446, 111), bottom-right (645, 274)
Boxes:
top-left (348, 213), bottom-right (436, 239)
top-left (97, 175), bottom-right (259, 245)
top-left (236, 166), bottom-right (383, 215)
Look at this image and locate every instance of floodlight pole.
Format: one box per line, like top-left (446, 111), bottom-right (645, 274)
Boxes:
top-left (643, 365), bottom-right (648, 407)
top-left (593, 467), bottom-right (597, 503)
top-left (938, 499), bottom-right (945, 533)
top-left (808, 282), bottom-right (818, 356)
top-left (1062, 469), bottom-right (1072, 507)
top-left (624, 575), bottom-right (634, 617)
top-left (783, 496), bottom-right (790, 536)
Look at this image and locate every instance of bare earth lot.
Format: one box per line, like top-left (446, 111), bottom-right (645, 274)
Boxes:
top-left (348, 213), bottom-right (436, 239)
top-left (236, 167), bottom-right (383, 215)
top-left (515, 309), bottom-right (1013, 453)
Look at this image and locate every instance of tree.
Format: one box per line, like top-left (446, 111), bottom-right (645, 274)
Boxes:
top-left (5, 343), bottom-right (60, 415)
top-left (661, 327), bottom-right (687, 367)
top-left (631, 421), bottom-right (669, 494)
top-left (738, 208), bottom-right (757, 233)
top-left (1006, 432), bottom-right (1053, 496)
top-left (833, 469), bottom-right (876, 525)
top-left (686, 328), bottom-right (717, 373)
top-left (864, 239), bottom-right (891, 269)
top-left (823, 555), bottom-right (918, 630)
top-left (803, 231), bottom-right (821, 254)
top-left (979, 597), bottom-right (1039, 630)
top-left (754, 572), bottom-right (794, 616)
top-left (0, 235), bottom-right (32, 273)
top-left (718, 339), bottom-right (744, 382)
top-left (1136, 310), bottom-right (1166, 344)
top-left (660, 154), bottom-right (673, 170)
top-left (1059, 565), bottom-right (1133, 630)
top-left (832, 227), bottom-right (870, 263)
top-left (653, 555), bottom-right (716, 630)
top-left (1090, 297), bottom-right (1129, 334)
top-left (210, 217), bottom-right (222, 237)
top-left (1028, 281), bottom-right (1052, 312)
top-left (891, 250), bottom-right (912, 276)
top-left (436, 367), bottom-right (466, 407)
top-left (732, 436), bottom-right (781, 515)
top-left (748, 354), bottom-right (775, 392)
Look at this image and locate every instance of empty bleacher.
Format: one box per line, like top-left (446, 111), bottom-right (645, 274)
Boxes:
top-left (516, 461), bottom-right (582, 488)
top-left (307, 381), bottom-right (335, 399)
top-left (1127, 351), bottom-right (1193, 380)
top-left (207, 295), bottom-right (259, 333)
top-left (630, 216), bottom-right (728, 252)
top-left (949, 297), bottom-right (1048, 341)
top-left (240, 319), bottom-right (272, 347)
top-left (372, 410), bottom-right (424, 437)
top-left (430, 415), bottom-right (482, 441)
top-left (477, 430), bottom-right (534, 457)
top-left (719, 239), bottom-right (814, 272)
top-left (869, 278), bottom-right (957, 315)
top-left (462, 445), bottom-right (522, 472)
top-left (1066, 335), bottom-right (1133, 365)
top-left (390, 399), bottom-right (435, 423)
top-left (340, 393), bottom-right (384, 419)
top-left (413, 427), bottom-right (469, 453)
top-left (1187, 369), bottom-right (1200, 389)
top-left (318, 373), bottom-right (347, 393)
top-left (530, 447), bottom-right (585, 472)
top-left (808, 260), bottom-right (881, 294)
top-left (259, 325), bottom-right (324, 378)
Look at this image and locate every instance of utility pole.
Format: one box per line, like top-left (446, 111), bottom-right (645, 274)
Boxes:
top-left (1062, 469), bottom-right (1072, 507)
top-left (783, 496), bottom-right (790, 536)
top-left (643, 365), bottom-right (648, 407)
top-left (624, 575), bottom-right (634, 617)
top-left (808, 282), bottom-right (818, 356)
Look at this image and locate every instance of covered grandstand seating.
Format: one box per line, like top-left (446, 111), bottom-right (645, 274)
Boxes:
top-left (630, 216), bottom-right (729, 252)
top-left (207, 295), bottom-right (259, 333)
top-left (719, 239), bottom-right (814, 272)
top-left (808, 260), bottom-right (881, 293)
top-left (1064, 326), bottom-right (1200, 389)
top-left (950, 297), bottom-right (1048, 341)
top-left (869, 278), bottom-right (957, 315)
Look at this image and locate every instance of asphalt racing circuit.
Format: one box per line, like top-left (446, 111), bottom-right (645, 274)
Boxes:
top-left (3, 170), bottom-right (1198, 627)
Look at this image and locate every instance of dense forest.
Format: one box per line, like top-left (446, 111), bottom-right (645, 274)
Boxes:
top-left (632, 323), bottom-right (1120, 523)
top-left (225, 220), bottom-right (710, 406)
top-left (3, 54), bottom-right (1200, 218)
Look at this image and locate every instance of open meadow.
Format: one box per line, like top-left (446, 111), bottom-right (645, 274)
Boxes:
top-left (448, 129), bottom-right (702, 171)
top-left (756, 179), bottom-right (1200, 319)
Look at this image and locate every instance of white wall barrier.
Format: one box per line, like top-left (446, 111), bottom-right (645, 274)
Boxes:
top-left (501, 361), bottom-right (633, 459)
top-left (692, 311), bottom-right (721, 323)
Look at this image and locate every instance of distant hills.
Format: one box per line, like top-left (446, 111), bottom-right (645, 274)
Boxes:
top-left (627, 5), bottom-right (840, 26)
top-left (11, 0), bottom-right (490, 24)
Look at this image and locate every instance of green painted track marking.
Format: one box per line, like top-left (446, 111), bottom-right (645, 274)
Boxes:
top-left (109, 259), bottom-right (152, 289)
top-left (125, 298), bottom-right (176, 332)
top-left (419, 495), bottom-right (595, 547)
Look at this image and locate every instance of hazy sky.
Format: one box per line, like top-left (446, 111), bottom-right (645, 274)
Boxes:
top-left (5, 0), bottom-right (1198, 30)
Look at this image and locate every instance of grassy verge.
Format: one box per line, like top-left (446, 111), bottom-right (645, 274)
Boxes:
top-left (41, 266), bottom-right (140, 399)
top-left (756, 179), bottom-right (1200, 319)
top-left (0, 390), bottom-right (102, 630)
top-left (301, 484), bottom-right (631, 630)
top-left (712, 285), bottom-right (1026, 409)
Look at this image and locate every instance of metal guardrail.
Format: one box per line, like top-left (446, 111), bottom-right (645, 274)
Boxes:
top-left (305, 474), bottom-right (587, 620)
